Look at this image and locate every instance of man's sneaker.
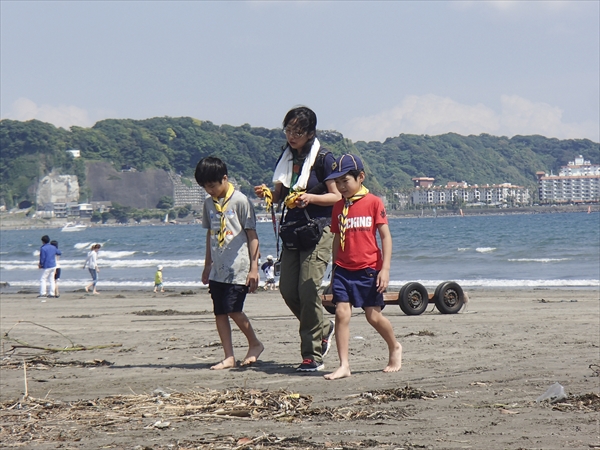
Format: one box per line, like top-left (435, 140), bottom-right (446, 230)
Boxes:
top-left (322, 319), bottom-right (335, 358)
top-left (296, 358), bottom-right (324, 372)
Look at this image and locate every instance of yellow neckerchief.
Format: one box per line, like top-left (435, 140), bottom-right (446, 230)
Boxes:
top-left (212, 182), bottom-right (235, 247)
top-left (339, 186), bottom-right (369, 251)
top-left (262, 185), bottom-right (273, 212)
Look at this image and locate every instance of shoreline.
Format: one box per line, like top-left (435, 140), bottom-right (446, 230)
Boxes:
top-left (1, 204), bottom-right (597, 231)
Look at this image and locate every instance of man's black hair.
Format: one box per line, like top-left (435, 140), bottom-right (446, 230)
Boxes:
top-left (195, 157), bottom-right (228, 186)
top-left (41, 235), bottom-right (50, 244)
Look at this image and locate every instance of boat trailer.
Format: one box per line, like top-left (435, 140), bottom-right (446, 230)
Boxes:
top-left (321, 281), bottom-right (466, 315)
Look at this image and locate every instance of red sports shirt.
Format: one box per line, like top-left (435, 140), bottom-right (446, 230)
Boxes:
top-left (330, 193), bottom-right (388, 271)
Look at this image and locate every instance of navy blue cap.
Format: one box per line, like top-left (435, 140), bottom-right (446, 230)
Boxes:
top-left (325, 154), bottom-right (364, 181)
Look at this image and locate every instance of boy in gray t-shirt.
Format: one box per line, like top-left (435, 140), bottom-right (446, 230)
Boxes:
top-left (195, 156), bottom-right (263, 369)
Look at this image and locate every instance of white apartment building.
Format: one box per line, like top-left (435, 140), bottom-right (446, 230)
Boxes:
top-left (169, 173), bottom-right (205, 208)
top-left (410, 178), bottom-right (530, 206)
top-left (536, 156), bottom-right (600, 204)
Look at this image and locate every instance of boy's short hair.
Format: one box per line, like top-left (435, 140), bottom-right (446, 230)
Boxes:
top-left (50, 240), bottom-right (58, 248)
top-left (343, 169), bottom-right (363, 180)
top-left (195, 157), bottom-right (228, 186)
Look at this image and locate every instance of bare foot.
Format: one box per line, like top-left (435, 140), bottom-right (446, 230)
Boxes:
top-left (240, 342), bottom-right (264, 366)
top-left (210, 357), bottom-right (236, 370)
top-left (93, 291), bottom-right (100, 295)
top-left (383, 342), bottom-right (402, 373)
top-left (85, 286), bottom-right (89, 293)
top-left (324, 366), bottom-right (351, 380)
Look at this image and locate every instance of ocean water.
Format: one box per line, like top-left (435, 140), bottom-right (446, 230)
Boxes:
top-left (1, 212), bottom-right (599, 291)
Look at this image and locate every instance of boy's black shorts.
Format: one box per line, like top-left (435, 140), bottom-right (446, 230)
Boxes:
top-left (54, 268), bottom-right (61, 280)
top-left (208, 280), bottom-right (248, 316)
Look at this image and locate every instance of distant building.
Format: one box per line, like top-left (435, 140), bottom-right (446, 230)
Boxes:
top-left (536, 156), bottom-right (600, 204)
top-left (79, 203), bottom-right (93, 218)
top-left (412, 177), bottom-right (435, 188)
top-left (66, 149), bottom-right (81, 158)
top-left (409, 181), bottom-right (530, 207)
top-left (169, 173), bottom-right (205, 208)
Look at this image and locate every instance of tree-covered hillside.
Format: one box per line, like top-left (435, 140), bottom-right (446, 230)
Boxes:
top-left (0, 117), bottom-right (598, 208)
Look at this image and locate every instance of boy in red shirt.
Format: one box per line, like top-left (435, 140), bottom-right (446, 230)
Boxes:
top-left (324, 154), bottom-right (402, 380)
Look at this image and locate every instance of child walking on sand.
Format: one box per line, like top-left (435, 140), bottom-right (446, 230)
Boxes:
top-left (154, 265), bottom-right (165, 293)
top-left (323, 154), bottom-right (402, 380)
top-left (195, 156), bottom-right (264, 370)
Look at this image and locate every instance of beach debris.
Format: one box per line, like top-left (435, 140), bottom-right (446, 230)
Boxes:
top-left (1, 320), bottom-right (122, 354)
top-left (536, 382), bottom-right (567, 403)
top-left (0, 386), bottom-right (436, 446)
top-left (589, 364), bottom-right (600, 377)
top-left (548, 392), bottom-right (600, 412)
top-left (1, 356), bottom-right (113, 369)
top-left (180, 290), bottom-right (195, 295)
top-left (404, 329), bottom-right (435, 337)
top-left (152, 388), bottom-right (171, 398)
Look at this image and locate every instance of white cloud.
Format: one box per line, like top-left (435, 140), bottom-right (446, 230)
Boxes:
top-left (342, 94), bottom-right (599, 142)
top-left (2, 98), bottom-right (94, 129)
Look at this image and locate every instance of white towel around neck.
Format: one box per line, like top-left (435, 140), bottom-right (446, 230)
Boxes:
top-left (272, 138), bottom-right (321, 191)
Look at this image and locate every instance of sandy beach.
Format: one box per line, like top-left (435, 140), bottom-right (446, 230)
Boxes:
top-left (1, 287), bottom-right (598, 449)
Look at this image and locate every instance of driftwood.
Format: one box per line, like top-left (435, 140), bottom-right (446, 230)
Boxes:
top-left (1, 320), bottom-right (123, 353)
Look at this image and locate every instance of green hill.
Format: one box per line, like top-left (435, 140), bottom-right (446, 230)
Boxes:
top-left (1, 117), bottom-right (598, 208)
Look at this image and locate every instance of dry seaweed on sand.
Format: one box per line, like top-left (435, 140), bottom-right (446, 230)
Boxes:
top-left (0, 355), bottom-right (113, 369)
top-left (0, 387), bottom-right (436, 447)
top-left (546, 393), bottom-right (600, 412)
top-left (349, 386), bottom-right (438, 404)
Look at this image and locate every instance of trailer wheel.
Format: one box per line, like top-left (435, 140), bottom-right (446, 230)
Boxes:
top-left (434, 281), bottom-right (464, 314)
top-left (399, 282), bottom-right (429, 315)
top-left (322, 284), bottom-right (336, 315)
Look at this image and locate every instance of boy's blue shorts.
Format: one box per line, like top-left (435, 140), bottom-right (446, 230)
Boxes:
top-left (208, 280), bottom-right (248, 315)
top-left (331, 266), bottom-right (385, 310)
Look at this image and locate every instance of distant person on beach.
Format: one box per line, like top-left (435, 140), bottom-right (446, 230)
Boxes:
top-left (154, 265), bottom-right (165, 293)
top-left (50, 240), bottom-right (61, 298)
top-left (323, 154), bottom-right (402, 380)
top-left (261, 255), bottom-right (276, 290)
top-left (195, 156), bottom-right (264, 369)
top-left (253, 106), bottom-right (340, 372)
top-left (84, 244), bottom-right (101, 294)
top-left (38, 235), bottom-right (61, 298)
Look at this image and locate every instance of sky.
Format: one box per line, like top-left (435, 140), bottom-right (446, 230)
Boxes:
top-left (1, 1), bottom-right (599, 143)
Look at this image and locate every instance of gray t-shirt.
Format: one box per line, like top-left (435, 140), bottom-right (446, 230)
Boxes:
top-left (202, 190), bottom-right (257, 285)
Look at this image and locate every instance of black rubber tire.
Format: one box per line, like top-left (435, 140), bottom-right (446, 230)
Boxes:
top-left (434, 281), bottom-right (464, 314)
top-left (399, 282), bottom-right (429, 316)
top-left (322, 284), bottom-right (336, 315)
